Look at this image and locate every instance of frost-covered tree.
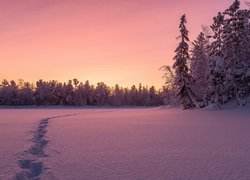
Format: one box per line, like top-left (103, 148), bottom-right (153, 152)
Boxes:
top-left (221, 0), bottom-right (250, 105)
top-left (173, 14), bottom-right (196, 109)
top-left (160, 65), bottom-right (178, 105)
top-left (3, 80), bottom-right (19, 105)
top-left (110, 84), bottom-right (124, 106)
top-left (203, 0), bottom-right (250, 107)
top-left (160, 65), bottom-right (175, 91)
top-left (204, 56), bottom-right (226, 107)
top-left (33, 80), bottom-right (60, 105)
top-left (94, 82), bottom-right (109, 105)
top-left (0, 79), bottom-right (10, 105)
top-left (17, 80), bottom-right (33, 105)
top-left (190, 32), bottom-right (209, 101)
top-left (203, 12), bottom-right (226, 107)
top-left (74, 82), bottom-right (86, 106)
top-left (210, 12), bottom-right (224, 57)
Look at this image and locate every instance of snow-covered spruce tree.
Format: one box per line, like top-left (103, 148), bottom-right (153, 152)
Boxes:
top-left (173, 14), bottom-right (196, 109)
top-left (203, 12), bottom-right (226, 107)
top-left (190, 32), bottom-right (209, 102)
top-left (221, 0), bottom-right (250, 105)
top-left (210, 12), bottom-right (224, 57)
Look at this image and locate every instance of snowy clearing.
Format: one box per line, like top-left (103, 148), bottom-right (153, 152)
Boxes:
top-left (0, 107), bottom-right (250, 180)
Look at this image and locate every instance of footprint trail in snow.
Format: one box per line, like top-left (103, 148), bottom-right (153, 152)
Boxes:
top-left (14, 114), bottom-right (77, 180)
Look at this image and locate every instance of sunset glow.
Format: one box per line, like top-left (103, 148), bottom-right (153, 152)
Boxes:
top-left (0, 0), bottom-right (247, 88)
top-left (1, 1), bottom-right (250, 179)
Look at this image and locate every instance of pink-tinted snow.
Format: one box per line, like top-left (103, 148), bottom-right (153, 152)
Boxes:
top-left (0, 107), bottom-right (250, 179)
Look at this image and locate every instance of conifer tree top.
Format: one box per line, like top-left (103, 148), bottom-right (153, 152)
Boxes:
top-left (224, 0), bottom-right (240, 15)
top-left (179, 14), bottom-right (189, 42)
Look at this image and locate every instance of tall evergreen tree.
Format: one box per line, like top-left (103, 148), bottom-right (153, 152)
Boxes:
top-left (210, 12), bottom-right (224, 57)
top-left (222, 0), bottom-right (250, 105)
top-left (173, 14), bottom-right (196, 109)
top-left (204, 12), bottom-right (226, 107)
top-left (190, 32), bottom-right (209, 102)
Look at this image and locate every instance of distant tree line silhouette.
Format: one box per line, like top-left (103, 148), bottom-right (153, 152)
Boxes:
top-left (0, 79), bottom-right (165, 106)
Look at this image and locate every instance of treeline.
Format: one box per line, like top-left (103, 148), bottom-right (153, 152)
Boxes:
top-left (0, 79), bottom-right (165, 106)
top-left (163, 0), bottom-right (250, 109)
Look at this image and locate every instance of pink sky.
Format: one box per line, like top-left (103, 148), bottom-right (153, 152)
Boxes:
top-left (0, 0), bottom-right (247, 88)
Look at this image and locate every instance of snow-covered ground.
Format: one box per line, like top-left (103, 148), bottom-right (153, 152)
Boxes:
top-left (0, 106), bottom-right (250, 180)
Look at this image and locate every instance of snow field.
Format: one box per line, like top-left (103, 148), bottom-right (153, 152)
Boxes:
top-left (0, 107), bottom-right (250, 179)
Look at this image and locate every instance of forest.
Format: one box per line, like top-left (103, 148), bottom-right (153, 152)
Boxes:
top-left (0, 79), bottom-right (164, 106)
top-left (163, 0), bottom-right (250, 109)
